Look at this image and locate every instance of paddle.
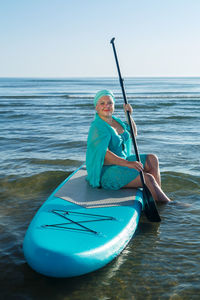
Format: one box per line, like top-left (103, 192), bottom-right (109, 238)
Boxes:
top-left (110, 37), bottom-right (161, 222)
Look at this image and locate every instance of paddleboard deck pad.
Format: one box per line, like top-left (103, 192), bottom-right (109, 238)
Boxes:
top-left (23, 165), bottom-right (143, 278)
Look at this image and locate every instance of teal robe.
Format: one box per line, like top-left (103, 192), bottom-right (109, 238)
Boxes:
top-left (86, 113), bottom-right (132, 188)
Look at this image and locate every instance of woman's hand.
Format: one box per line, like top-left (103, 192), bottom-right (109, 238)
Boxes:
top-left (123, 103), bottom-right (133, 114)
top-left (126, 160), bottom-right (144, 172)
top-left (123, 103), bottom-right (137, 136)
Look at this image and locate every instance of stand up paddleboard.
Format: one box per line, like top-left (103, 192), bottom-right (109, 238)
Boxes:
top-left (23, 164), bottom-right (143, 278)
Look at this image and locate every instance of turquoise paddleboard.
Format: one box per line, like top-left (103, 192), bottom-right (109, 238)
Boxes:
top-left (23, 165), bottom-right (143, 278)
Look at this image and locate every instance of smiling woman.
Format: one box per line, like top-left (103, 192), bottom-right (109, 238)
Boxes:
top-left (86, 89), bottom-right (171, 204)
top-left (95, 91), bottom-right (115, 121)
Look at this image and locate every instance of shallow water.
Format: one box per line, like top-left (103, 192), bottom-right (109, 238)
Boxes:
top-left (0, 77), bottom-right (199, 299)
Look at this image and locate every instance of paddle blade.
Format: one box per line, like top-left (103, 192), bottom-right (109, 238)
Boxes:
top-left (143, 185), bottom-right (161, 222)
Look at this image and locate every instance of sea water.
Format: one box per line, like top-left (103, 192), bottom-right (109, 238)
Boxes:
top-left (0, 77), bottom-right (199, 299)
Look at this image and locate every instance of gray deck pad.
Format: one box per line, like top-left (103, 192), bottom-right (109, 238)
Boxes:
top-left (55, 166), bottom-right (137, 208)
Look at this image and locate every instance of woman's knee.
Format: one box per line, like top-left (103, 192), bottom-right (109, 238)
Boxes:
top-left (146, 154), bottom-right (159, 169)
top-left (148, 153), bottom-right (159, 163)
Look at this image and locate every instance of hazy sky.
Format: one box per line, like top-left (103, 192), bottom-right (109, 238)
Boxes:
top-left (1, 0), bottom-right (200, 77)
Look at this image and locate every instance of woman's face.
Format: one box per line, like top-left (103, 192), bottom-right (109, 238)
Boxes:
top-left (96, 96), bottom-right (114, 118)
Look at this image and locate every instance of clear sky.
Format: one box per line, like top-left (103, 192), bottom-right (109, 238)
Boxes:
top-left (1, 0), bottom-right (200, 77)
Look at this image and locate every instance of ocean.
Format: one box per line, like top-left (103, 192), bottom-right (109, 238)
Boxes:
top-left (0, 77), bottom-right (199, 299)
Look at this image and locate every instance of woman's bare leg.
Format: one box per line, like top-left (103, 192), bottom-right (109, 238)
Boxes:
top-left (144, 154), bottom-right (161, 187)
top-left (123, 172), bottom-right (171, 203)
top-left (144, 172), bottom-right (171, 203)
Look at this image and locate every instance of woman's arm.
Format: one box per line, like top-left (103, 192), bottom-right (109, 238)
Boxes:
top-left (104, 149), bottom-right (143, 172)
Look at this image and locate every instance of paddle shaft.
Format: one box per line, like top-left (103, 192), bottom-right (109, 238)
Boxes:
top-left (110, 37), bottom-right (146, 187)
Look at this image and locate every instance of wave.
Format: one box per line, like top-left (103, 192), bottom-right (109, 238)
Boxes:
top-left (0, 170), bottom-right (72, 202)
top-left (166, 115), bottom-right (198, 120)
top-left (29, 158), bottom-right (82, 167)
top-left (161, 171), bottom-right (200, 194)
top-left (55, 94), bottom-right (200, 100)
top-left (1, 93), bottom-right (200, 101)
top-left (48, 141), bottom-right (87, 149)
top-left (1, 169), bottom-right (199, 202)
top-left (0, 95), bottom-right (65, 99)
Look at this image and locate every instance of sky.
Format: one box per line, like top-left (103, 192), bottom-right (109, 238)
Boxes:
top-left (0, 0), bottom-right (200, 77)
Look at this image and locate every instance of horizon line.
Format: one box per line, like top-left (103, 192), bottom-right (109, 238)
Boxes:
top-left (0, 75), bottom-right (200, 79)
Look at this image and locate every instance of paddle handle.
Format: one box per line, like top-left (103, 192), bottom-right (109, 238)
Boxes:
top-left (110, 38), bottom-right (142, 164)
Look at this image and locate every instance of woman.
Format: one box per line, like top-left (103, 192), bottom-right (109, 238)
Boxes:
top-left (86, 90), bottom-right (170, 203)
